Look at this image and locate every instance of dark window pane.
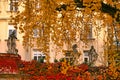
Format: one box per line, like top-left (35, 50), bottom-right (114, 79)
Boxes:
top-left (38, 56), bottom-right (44, 63)
top-left (84, 58), bottom-right (88, 63)
top-left (10, 0), bottom-right (19, 11)
top-left (38, 56), bottom-right (42, 59)
top-left (34, 56), bottom-right (37, 60)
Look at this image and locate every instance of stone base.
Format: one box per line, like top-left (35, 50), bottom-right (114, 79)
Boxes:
top-left (0, 53), bottom-right (21, 74)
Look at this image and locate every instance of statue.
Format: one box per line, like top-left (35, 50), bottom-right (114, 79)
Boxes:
top-left (7, 30), bottom-right (18, 54)
top-left (88, 46), bottom-right (98, 66)
top-left (64, 44), bottom-right (81, 65)
top-left (72, 44), bottom-right (78, 53)
top-left (72, 44), bottom-right (80, 65)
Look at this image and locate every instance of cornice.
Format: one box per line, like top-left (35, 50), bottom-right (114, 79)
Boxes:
top-left (0, 18), bottom-right (9, 20)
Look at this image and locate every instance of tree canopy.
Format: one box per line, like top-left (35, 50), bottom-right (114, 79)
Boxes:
top-left (11, 0), bottom-right (120, 65)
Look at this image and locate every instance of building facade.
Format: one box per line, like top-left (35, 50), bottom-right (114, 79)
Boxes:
top-left (0, 0), bottom-right (107, 66)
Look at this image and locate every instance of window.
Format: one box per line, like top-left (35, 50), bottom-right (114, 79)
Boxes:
top-left (9, 0), bottom-right (18, 12)
top-left (88, 26), bottom-right (93, 39)
top-left (80, 14), bottom-right (95, 40)
top-left (84, 58), bottom-right (88, 63)
top-left (33, 29), bottom-right (39, 37)
top-left (80, 26), bottom-right (93, 40)
top-left (33, 50), bottom-right (45, 63)
top-left (83, 50), bottom-right (89, 63)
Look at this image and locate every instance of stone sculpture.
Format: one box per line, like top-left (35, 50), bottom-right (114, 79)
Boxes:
top-left (7, 30), bottom-right (18, 54)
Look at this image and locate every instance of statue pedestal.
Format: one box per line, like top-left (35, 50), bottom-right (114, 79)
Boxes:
top-left (0, 53), bottom-right (21, 74)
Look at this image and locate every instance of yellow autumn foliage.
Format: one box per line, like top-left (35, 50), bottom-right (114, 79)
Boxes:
top-left (11, 0), bottom-right (120, 68)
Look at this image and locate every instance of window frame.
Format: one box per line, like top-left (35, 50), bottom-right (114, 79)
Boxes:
top-left (9, 0), bottom-right (19, 12)
top-left (83, 50), bottom-right (89, 63)
top-left (33, 49), bottom-right (45, 62)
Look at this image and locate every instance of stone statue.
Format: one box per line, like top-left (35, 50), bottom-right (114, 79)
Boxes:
top-left (72, 44), bottom-right (78, 53)
top-left (88, 46), bottom-right (98, 65)
top-left (7, 30), bottom-right (18, 54)
top-left (72, 44), bottom-right (80, 65)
